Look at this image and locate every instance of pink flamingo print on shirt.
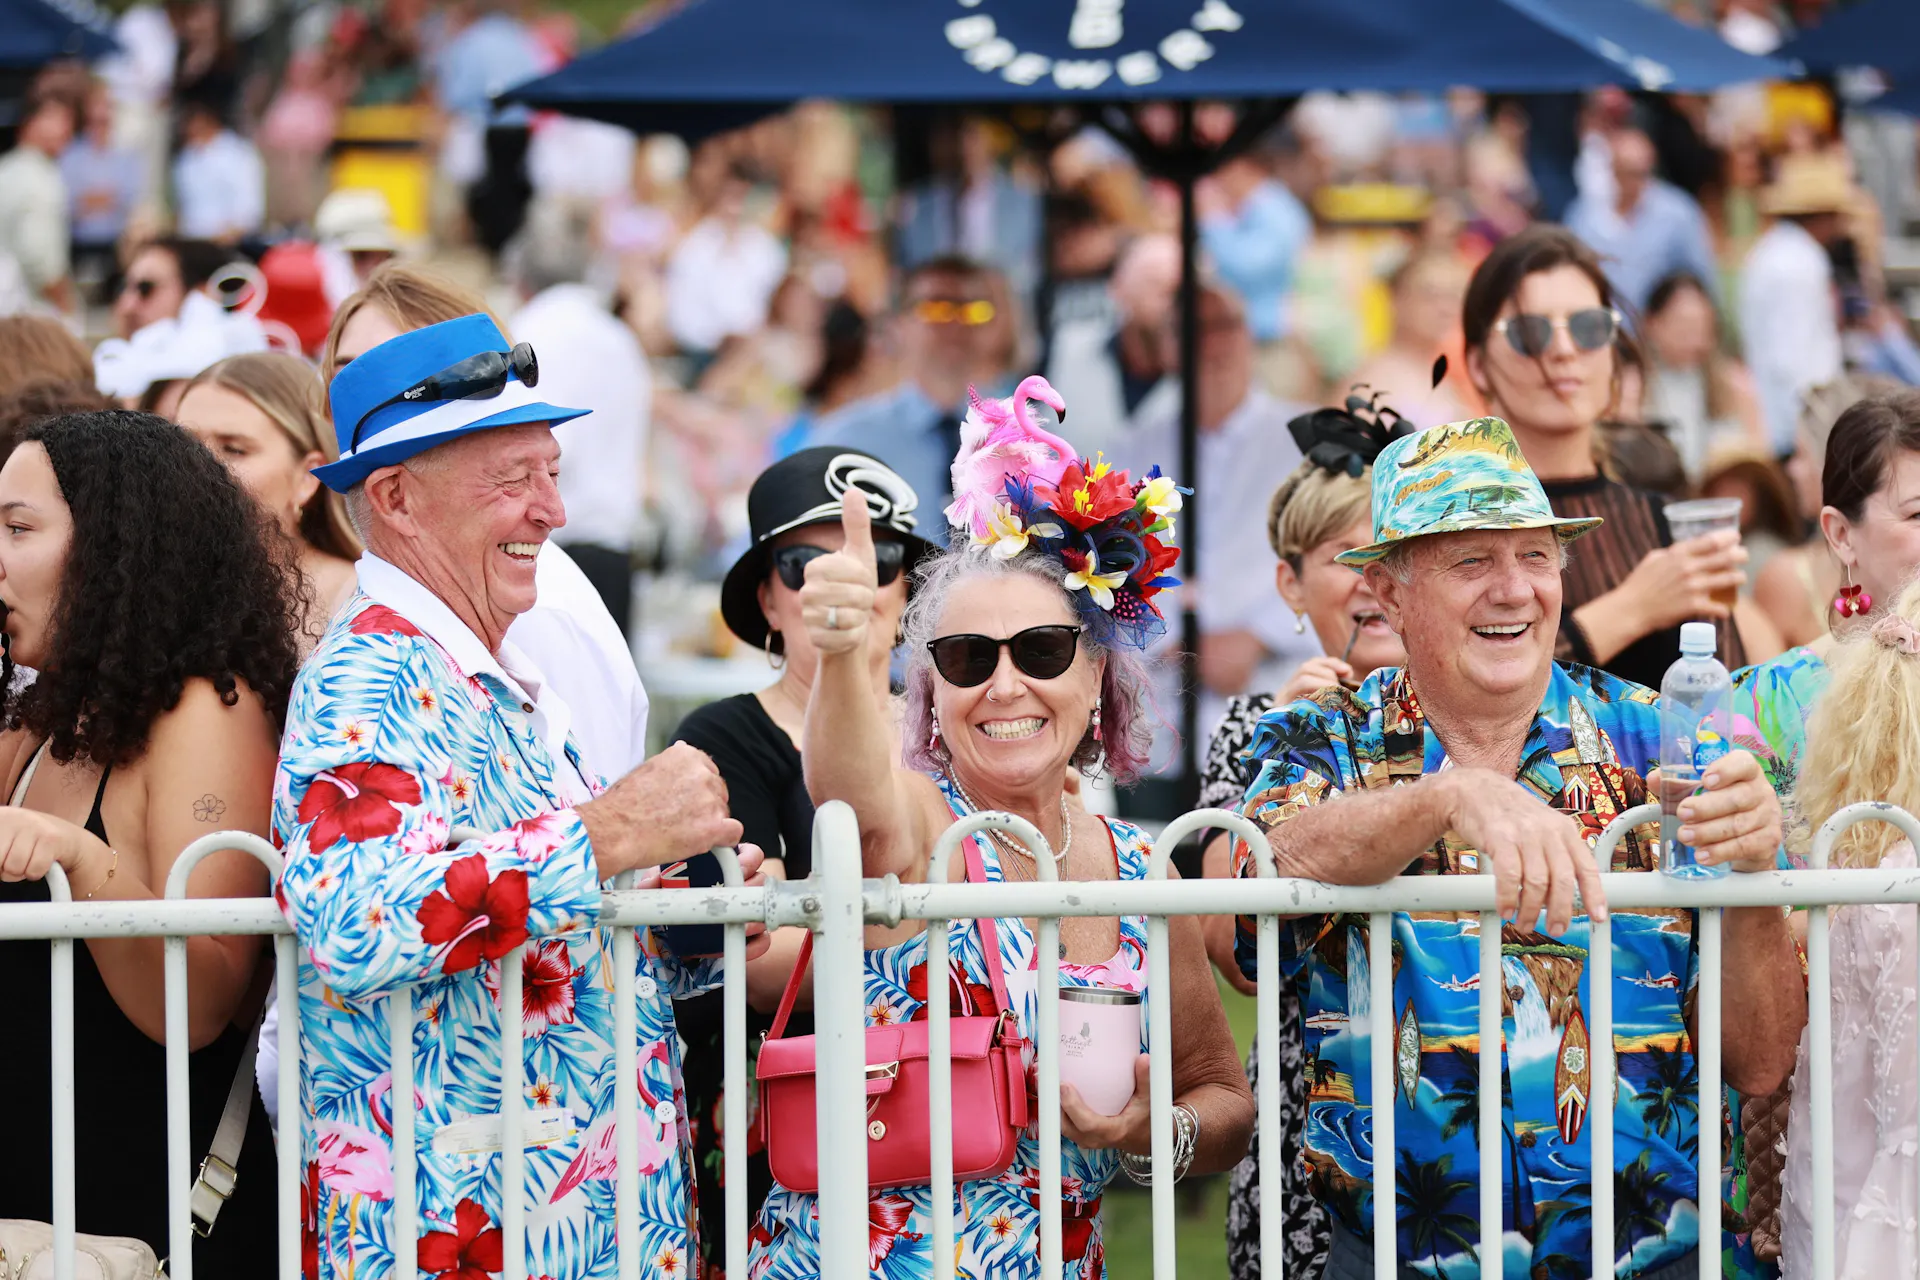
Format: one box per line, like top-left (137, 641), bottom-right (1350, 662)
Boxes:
top-left (944, 374), bottom-right (1076, 538)
top-left (549, 1041), bottom-right (674, 1203)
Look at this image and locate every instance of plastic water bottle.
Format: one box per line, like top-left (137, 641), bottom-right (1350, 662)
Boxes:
top-left (1658, 621), bottom-right (1733, 879)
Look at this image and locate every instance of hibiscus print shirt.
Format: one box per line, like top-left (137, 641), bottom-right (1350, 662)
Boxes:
top-left (277, 579), bottom-right (719, 1280)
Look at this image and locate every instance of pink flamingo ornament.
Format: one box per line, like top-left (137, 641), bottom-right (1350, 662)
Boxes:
top-left (548, 1041), bottom-right (675, 1203)
top-left (944, 374), bottom-right (1077, 538)
top-left (314, 1119), bottom-right (395, 1201)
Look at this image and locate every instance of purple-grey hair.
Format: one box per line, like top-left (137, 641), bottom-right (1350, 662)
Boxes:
top-left (898, 542), bottom-right (1159, 786)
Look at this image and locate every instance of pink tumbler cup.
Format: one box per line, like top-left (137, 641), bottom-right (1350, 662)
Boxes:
top-left (1057, 987), bottom-right (1143, 1116)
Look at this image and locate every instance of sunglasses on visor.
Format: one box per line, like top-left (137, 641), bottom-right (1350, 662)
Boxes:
top-left (772, 539), bottom-right (908, 591)
top-left (1492, 308), bottom-right (1621, 358)
top-left (928, 625), bottom-right (1081, 688)
top-left (349, 343), bottom-right (541, 453)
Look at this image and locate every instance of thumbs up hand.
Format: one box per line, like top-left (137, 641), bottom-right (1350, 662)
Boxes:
top-left (800, 487), bottom-right (880, 659)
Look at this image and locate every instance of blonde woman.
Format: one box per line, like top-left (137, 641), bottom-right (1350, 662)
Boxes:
top-left (1198, 403), bottom-right (1411, 1280)
top-left (1780, 575), bottom-right (1920, 1276)
top-left (177, 352), bottom-right (361, 641)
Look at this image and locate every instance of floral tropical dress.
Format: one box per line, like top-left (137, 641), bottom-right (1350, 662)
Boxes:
top-left (747, 775), bottom-right (1153, 1280)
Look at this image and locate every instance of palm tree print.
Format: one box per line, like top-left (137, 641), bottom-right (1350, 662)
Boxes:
top-left (1615, 1150), bottom-right (1674, 1261)
top-left (1435, 1044), bottom-right (1533, 1232)
top-left (1636, 1044), bottom-right (1699, 1145)
top-left (1396, 1151), bottom-right (1480, 1272)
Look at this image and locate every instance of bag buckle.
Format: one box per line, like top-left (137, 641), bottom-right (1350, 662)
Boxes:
top-left (189, 1153), bottom-right (238, 1238)
top-left (865, 1062), bottom-right (900, 1081)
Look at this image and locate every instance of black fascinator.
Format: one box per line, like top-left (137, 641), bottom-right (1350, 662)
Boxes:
top-left (1286, 383), bottom-right (1423, 479)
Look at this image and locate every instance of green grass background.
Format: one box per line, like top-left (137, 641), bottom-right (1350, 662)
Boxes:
top-left (1101, 978), bottom-right (1256, 1277)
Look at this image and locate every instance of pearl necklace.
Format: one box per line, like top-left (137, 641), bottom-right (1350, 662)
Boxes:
top-left (951, 775), bottom-right (1071, 870)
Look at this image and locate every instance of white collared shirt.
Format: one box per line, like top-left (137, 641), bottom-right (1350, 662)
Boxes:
top-left (356, 551), bottom-right (598, 805)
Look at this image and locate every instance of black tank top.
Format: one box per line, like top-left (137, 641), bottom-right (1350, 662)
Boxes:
top-left (0, 755), bottom-right (280, 1268)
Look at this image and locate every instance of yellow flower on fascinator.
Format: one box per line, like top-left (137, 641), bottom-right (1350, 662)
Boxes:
top-left (1063, 548), bottom-right (1128, 610)
top-left (1870, 613), bottom-right (1920, 656)
top-left (974, 498), bottom-right (1062, 561)
top-left (1139, 473), bottom-right (1184, 532)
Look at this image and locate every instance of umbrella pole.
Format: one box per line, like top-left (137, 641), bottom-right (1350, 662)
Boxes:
top-left (1177, 101), bottom-right (1201, 806)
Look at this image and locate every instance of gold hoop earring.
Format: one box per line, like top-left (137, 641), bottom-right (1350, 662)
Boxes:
top-left (764, 629), bottom-right (785, 669)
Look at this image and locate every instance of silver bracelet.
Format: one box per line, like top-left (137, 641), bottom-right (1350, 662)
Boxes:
top-left (1117, 1102), bottom-right (1200, 1185)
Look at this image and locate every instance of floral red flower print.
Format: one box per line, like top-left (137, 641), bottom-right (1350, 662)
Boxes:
top-left (480, 810), bottom-right (569, 863)
top-left (298, 762), bottom-right (424, 853)
top-left (868, 1194), bottom-right (922, 1268)
top-left (482, 938), bottom-right (584, 1034)
top-left (300, 1160), bottom-right (320, 1280)
top-left (417, 1198), bottom-right (504, 1280)
top-left (417, 853), bottom-right (530, 974)
top-left (350, 604), bottom-right (423, 638)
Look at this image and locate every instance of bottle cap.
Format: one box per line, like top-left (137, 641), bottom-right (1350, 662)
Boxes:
top-left (1679, 621), bottom-right (1717, 656)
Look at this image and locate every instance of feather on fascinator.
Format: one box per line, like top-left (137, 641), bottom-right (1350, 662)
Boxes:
top-left (946, 374), bottom-right (1186, 649)
top-left (1286, 381), bottom-right (1423, 479)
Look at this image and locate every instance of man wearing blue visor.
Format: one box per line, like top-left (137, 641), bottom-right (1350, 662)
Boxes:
top-left (276, 314), bottom-right (764, 1278)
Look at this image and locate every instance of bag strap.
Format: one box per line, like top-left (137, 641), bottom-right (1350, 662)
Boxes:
top-left (766, 831), bottom-right (1015, 1041)
top-left (8, 738), bottom-right (48, 807)
top-left (188, 1005), bottom-right (265, 1237)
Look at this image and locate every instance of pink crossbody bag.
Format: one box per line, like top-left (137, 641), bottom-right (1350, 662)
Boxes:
top-left (754, 844), bottom-right (1030, 1192)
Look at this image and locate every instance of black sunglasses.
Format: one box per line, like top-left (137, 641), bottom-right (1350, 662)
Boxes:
top-left (1493, 308), bottom-right (1621, 358)
top-left (927, 625), bottom-right (1081, 688)
top-left (349, 343), bottom-right (540, 453)
top-left (772, 540), bottom-right (907, 591)
top-left (122, 278), bottom-right (160, 300)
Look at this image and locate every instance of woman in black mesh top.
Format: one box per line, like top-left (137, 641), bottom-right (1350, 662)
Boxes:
top-left (1461, 225), bottom-right (1762, 686)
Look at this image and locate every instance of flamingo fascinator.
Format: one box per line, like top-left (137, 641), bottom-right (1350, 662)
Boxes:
top-left (946, 373), bottom-right (1186, 649)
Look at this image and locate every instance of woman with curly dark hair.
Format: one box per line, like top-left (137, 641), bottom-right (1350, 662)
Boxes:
top-left (0, 410), bottom-right (300, 1268)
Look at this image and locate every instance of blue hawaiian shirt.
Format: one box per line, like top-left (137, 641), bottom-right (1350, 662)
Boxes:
top-left (1233, 662), bottom-right (1704, 1279)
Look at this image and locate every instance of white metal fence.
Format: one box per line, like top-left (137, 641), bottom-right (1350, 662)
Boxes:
top-left (5, 800), bottom-right (1920, 1280)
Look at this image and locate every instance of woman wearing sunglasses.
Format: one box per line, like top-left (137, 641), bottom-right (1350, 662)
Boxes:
top-left (1462, 224), bottom-right (1757, 687)
top-left (748, 387), bottom-right (1252, 1278)
top-left (674, 445), bottom-right (936, 1275)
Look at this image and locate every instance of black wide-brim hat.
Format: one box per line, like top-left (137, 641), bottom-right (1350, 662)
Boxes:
top-left (719, 446), bottom-right (943, 651)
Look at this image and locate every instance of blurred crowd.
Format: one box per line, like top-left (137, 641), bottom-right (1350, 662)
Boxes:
top-left (2, 0), bottom-right (1919, 746)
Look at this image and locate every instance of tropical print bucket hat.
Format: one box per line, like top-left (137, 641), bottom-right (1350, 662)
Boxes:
top-left (1336, 415), bottom-right (1602, 567)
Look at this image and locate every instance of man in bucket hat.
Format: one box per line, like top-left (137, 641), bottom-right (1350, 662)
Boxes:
top-left (277, 314), bottom-right (766, 1279)
top-left (1230, 418), bottom-right (1803, 1277)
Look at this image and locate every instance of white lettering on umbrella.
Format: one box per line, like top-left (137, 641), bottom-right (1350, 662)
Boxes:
top-left (1116, 50), bottom-right (1162, 85)
top-left (1052, 58), bottom-right (1115, 90)
top-left (1192, 0), bottom-right (1243, 33)
top-left (1003, 52), bottom-right (1054, 85)
top-left (1069, 0), bottom-right (1124, 49)
top-left (947, 0), bottom-right (1245, 91)
top-left (1159, 28), bottom-right (1214, 70)
top-left (966, 36), bottom-right (1018, 71)
top-left (945, 14), bottom-right (995, 48)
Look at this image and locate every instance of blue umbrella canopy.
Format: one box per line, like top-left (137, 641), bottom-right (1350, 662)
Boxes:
top-left (0, 0), bottom-right (115, 67)
top-left (504, 0), bottom-right (1788, 133)
top-left (1780, 0), bottom-right (1919, 72)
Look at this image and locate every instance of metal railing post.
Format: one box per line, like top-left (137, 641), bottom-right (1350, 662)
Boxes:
top-left (1478, 846), bottom-right (1501, 1277)
top-left (1808, 802), bottom-right (1920, 1278)
top-left (713, 846), bottom-right (750, 1280)
top-left (1150, 810), bottom-right (1272, 1280)
top-left (1369, 909), bottom-right (1394, 1278)
top-left (161, 831), bottom-right (287, 1280)
top-left (611, 867), bottom-right (641, 1280)
top-left (925, 811), bottom-right (1056, 1280)
top-left (809, 800), bottom-right (870, 1274)
top-left (1593, 802), bottom-right (1659, 1278)
top-left (45, 864), bottom-right (75, 1280)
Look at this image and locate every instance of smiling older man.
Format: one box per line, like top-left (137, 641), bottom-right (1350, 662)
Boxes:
top-left (277, 315), bottom-right (754, 1279)
top-left (1232, 418), bottom-right (1804, 1279)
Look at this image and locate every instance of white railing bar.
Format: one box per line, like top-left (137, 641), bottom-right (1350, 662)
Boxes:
top-left (1479, 854), bottom-right (1501, 1277)
top-left (1590, 903), bottom-right (1614, 1278)
top-left (389, 988), bottom-right (418, 1280)
top-left (713, 846), bottom-right (750, 1280)
top-left (1150, 810), bottom-right (1278, 1278)
top-left (161, 831), bottom-right (285, 1280)
top-left (274, 931), bottom-right (299, 1280)
top-left (46, 863), bottom-right (75, 1280)
top-left (1698, 907), bottom-right (1722, 1280)
top-left (501, 938), bottom-right (526, 1280)
top-left (23, 865), bottom-right (1920, 943)
top-left (809, 800), bottom-right (871, 1275)
top-left (611, 868), bottom-right (640, 1280)
top-left (1369, 909), bottom-right (1393, 1277)
top-left (1807, 803), bottom-right (1920, 1279)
